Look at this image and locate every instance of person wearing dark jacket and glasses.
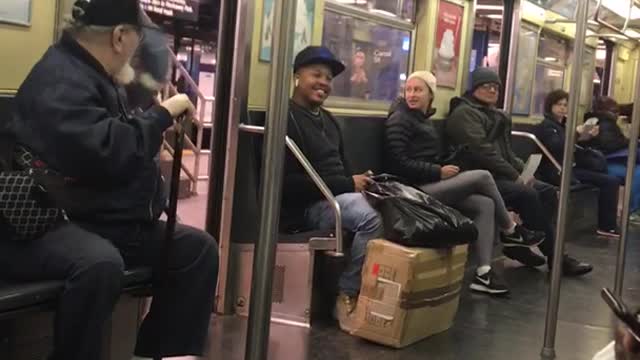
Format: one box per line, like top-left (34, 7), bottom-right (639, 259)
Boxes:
top-left (0, 1), bottom-right (218, 359)
top-left (384, 71), bottom-right (544, 295)
top-left (282, 46), bottom-right (382, 332)
top-left (445, 67), bottom-right (593, 277)
top-left (535, 90), bottom-right (620, 238)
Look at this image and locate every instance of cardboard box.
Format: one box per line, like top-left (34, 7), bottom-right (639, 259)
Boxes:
top-left (350, 240), bottom-right (468, 348)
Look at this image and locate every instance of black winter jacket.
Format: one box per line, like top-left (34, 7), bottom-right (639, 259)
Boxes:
top-left (534, 115), bottom-right (572, 184)
top-left (444, 95), bottom-right (524, 180)
top-left (384, 98), bottom-right (442, 184)
top-left (8, 32), bottom-right (173, 223)
top-left (583, 111), bottom-right (628, 154)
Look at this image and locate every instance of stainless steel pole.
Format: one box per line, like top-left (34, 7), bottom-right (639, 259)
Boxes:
top-left (540, 1), bottom-right (588, 358)
top-left (613, 56), bottom-right (640, 297)
top-left (243, 0), bottom-right (297, 358)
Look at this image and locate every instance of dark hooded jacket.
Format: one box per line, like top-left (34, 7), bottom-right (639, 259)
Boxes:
top-left (383, 98), bottom-right (443, 184)
top-left (8, 32), bottom-right (173, 223)
top-left (583, 111), bottom-right (628, 154)
top-left (444, 94), bottom-right (524, 181)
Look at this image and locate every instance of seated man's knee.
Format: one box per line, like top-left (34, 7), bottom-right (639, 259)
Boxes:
top-left (520, 186), bottom-right (540, 202)
top-left (72, 247), bottom-right (125, 292)
top-left (340, 193), bottom-right (382, 233)
top-left (170, 226), bottom-right (218, 272)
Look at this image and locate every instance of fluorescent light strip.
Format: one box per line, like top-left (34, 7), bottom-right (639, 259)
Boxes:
top-left (477, 5), bottom-right (503, 11)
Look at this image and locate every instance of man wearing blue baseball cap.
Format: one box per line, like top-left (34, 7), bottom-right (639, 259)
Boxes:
top-left (0, 1), bottom-right (218, 359)
top-left (281, 46), bottom-right (382, 332)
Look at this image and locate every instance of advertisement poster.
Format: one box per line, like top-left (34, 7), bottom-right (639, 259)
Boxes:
top-left (260, 0), bottom-right (315, 62)
top-left (0, 0), bottom-right (31, 26)
top-left (432, 0), bottom-right (463, 89)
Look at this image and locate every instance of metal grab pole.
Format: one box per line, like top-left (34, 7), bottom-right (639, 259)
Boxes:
top-left (541, 1), bottom-right (588, 358)
top-left (614, 58), bottom-right (640, 297)
top-left (244, 0), bottom-right (297, 358)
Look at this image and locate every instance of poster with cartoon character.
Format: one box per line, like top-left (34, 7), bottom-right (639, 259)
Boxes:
top-left (260, 0), bottom-right (315, 62)
top-left (432, 0), bottom-right (463, 89)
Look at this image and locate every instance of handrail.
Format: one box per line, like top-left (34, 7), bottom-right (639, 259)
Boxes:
top-left (239, 124), bottom-right (344, 257)
top-left (511, 131), bottom-right (563, 172)
top-left (163, 139), bottom-right (197, 184)
top-left (160, 48), bottom-right (217, 189)
top-left (167, 50), bottom-right (208, 103)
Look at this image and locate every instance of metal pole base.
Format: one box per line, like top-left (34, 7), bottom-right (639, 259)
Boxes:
top-left (541, 347), bottom-right (556, 359)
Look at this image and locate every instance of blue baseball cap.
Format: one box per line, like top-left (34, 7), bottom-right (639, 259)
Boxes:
top-left (293, 46), bottom-right (345, 77)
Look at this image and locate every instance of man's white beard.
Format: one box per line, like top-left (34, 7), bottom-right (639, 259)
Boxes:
top-left (114, 62), bottom-right (136, 85)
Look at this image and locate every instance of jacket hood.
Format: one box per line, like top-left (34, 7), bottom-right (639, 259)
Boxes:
top-left (388, 96), bottom-right (436, 118)
top-left (448, 93), bottom-right (486, 114)
top-left (585, 110), bottom-right (617, 123)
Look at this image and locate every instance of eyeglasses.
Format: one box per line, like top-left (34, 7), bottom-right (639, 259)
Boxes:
top-left (480, 83), bottom-right (500, 92)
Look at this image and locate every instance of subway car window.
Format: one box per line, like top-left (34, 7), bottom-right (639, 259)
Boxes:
top-left (511, 24), bottom-right (539, 115)
top-left (579, 48), bottom-right (596, 109)
top-left (470, 1), bottom-right (504, 88)
top-left (532, 32), bottom-right (568, 116)
top-left (322, 10), bottom-right (412, 102)
top-left (594, 40), bottom-right (613, 97)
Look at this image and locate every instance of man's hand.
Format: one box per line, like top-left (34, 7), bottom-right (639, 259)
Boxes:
top-left (577, 124), bottom-right (600, 141)
top-left (353, 172), bottom-right (374, 192)
top-left (615, 325), bottom-right (640, 359)
top-left (516, 174), bottom-right (535, 187)
top-left (440, 165), bottom-right (460, 179)
top-left (161, 94), bottom-right (196, 119)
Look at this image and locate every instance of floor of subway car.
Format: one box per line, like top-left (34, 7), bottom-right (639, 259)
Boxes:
top-left (203, 226), bottom-right (640, 360)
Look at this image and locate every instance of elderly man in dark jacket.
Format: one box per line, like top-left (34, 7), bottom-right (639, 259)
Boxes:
top-left (444, 67), bottom-right (592, 277)
top-left (0, 1), bottom-right (218, 359)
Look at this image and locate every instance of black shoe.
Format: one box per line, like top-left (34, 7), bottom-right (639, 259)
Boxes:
top-left (557, 255), bottom-right (593, 277)
top-left (503, 247), bottom-right (546, 267)
top-left (470, 269), bottom-right (509, 295)
top-left (501, 225), bottom-right (545, 248)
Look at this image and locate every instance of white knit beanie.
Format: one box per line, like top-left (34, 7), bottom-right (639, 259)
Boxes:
top-left (407, 71), bottom-right (437, 95)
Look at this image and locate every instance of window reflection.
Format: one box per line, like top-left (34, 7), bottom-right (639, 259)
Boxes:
top-left (322, 11), bottom-right (411, 101)
top-left (537, 33), bottom-right (568, 66)
top-left (533, 31), bottom-right (568, 115)
top-left (533, 65), bottom-right (564, 115)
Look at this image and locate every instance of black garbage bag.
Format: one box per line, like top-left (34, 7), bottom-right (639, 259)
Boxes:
top-left (365, 177), bottom-right (477, 248)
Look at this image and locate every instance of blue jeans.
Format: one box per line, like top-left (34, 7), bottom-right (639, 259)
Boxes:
top-left (607, 161), bottom-right (640, 213)
top-left (305, 192), bottom-right (382, 296)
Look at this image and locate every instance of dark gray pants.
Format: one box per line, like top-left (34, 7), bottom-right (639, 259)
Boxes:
top-left (0, 220), bottom-right (218, 359)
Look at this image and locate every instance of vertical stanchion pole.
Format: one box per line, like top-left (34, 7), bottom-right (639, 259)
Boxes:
top-left (244, 0), bottom-right (297, 359)
top-left (614, 56), bottom-right (640, 297)
top-left (540, 1), bottom-right (588, 358)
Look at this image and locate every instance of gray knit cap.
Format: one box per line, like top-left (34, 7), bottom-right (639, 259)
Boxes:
top-left (470, 67), bottom-right (502, 91)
